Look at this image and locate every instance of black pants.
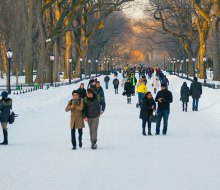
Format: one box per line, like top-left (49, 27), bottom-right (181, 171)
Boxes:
top-left (142, 119), bottom-right (151, 133)
top-left (127, 94), bottom-right (131, 104)
top-left (71, 128), bottom-right (83, 147)
top-left (182, 102), bottom-right (188, 109)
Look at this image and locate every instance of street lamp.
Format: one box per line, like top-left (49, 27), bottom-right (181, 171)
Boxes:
top-left (88, 60), bottom-right (91, 77)
top-left (50, 55), bottom-right (55, 86)
top-left (203, 57), bottom-right (207, 84)
top-left (192, 58), bottom-right (196, 77)
top-left (95, 60), bottom-right (98, 77)
top-left (80, 58), bottom-right (83, 80)
top-left (181, 60), bottom-right (184, 77)
top-left (6, 49), bottom-right (13, 94)
top-left (177, 60), bottom-right (180, 75)
top-left (69, 58), bottom-right (72, 84)
top-left (171, 61), bottom-right (173, 74)
top-left (186, 59), bottom-right (189, 79)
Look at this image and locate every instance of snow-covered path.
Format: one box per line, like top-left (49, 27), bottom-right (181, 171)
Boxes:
top-left (0, 74), bottom-right (220, 190)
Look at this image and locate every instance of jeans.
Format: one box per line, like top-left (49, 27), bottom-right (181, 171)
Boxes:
top-left (105, 82), bottom-right (109, 89)
top-left (114, 88), bottom-right (118, 94)
top-left (192, 98), bottom-right (199, 111)
top-left (156, 110), bottom-right (170, 134)
top-left (71, 128), bottom-right (83, 148)
top-left (138, 93), bottom-right (145, 105)
top-left (142, 119), bottom-right (151, 133)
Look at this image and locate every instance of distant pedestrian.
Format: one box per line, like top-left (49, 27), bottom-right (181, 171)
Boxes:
top-left (77, 83), bottom-right (86, 99)
top-left (180, 82), bottom-right (190, 112)
top-left (104, 75), bottom-right (110, 89)
top-left (94, 81), bottom-right (105, 103)
top-left (130, 73), bottom-right (137, 94)
top-left (65, 90), bottom-right (84, 150)
top-left (155, 83), bottom-right (173, 135)
top-left (83, 88), bottom-right (106, 150)
top-left (0, 91), bottom-right (12, 145)
top-left (136, 78), bottom-right (148, 108)
top-left (152, 75), bottom-right (159, 94)
top-left (124, 79), bottom-right (134, 104)
top-left (88, 78), bottom-right (96, 89)
top-left (113, 77), bottom-right (119, 94)
top-left (139, 92), bottom-right (156, 136)
top-left (190, 77), bottom-right (202, 111)
top-left (162, 75), bottom-right (169, 86)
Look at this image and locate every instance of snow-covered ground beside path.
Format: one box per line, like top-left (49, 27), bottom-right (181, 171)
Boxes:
top-left (0, 74), bottom-right (220, 190)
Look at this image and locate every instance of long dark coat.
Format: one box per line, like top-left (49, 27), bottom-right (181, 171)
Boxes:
top-left (139, 98), bottom-right (156, 121)
top-left (124, 82), bottom-right (134, 95)
top-left (181, 85), bottom-right (190, 102)
top-left (190, 81), bottom-right (202, 99)
top-left (0, 98), bottom-right (12, 122)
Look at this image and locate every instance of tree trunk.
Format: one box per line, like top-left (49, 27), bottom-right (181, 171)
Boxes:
top-left (24, 0), bottom-right (33, 84)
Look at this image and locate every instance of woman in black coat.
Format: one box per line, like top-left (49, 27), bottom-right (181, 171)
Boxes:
top-left (180, 82), bottom-right (190, 112)
top-left (124, 79), bottom-right (134, 104)
top-left (139, 92), bottom-right (156, 136)
top-left (0, 91), bottom-right (12, 145)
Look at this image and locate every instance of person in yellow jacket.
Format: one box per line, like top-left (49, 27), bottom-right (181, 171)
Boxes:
top-left (136, 78), bottom-right (148, 108)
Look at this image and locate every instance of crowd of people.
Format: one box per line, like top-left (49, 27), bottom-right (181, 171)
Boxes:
top-left (0, 67), bottom-right (203, 148)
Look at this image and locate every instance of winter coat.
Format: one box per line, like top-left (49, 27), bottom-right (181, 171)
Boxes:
top-left (94, 87), bottom-right (105, 102)
top-left (190, 81), bottom-right (202, 99)
top-left (152, 77), bottom-right (159, 88)
top-left (84, 94), bottom-right (106, 118)
top-left (104, 76), bottom-right (110, 83)
top-left (162, 77), bottom-right (169, 85)
top-left (140, 98), bottom-right (156, 121)
top-left (113, 78), bottom-right (119, 88)
top-left (88, 79), bottom-right (96, 89)
top-left (180, 85), bottom-right (190, 102)
top-left (0, 98), bottom-right (12, 123)
top-left (65, 98), bottom-right (85, 129)
top-left (124, 82), bottom-right (134, 95)
top-left (77, 88), bottom-right (87, 99)
top-left (130, 76), bottom-right (137, 86)
top-left (137, 83), bottom-right (148, 94)
top-left (155, 89), bottom-right (173, 111)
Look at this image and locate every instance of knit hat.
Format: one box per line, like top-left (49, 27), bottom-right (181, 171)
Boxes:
top-left (1, 91), bottom-right (8, 98)
top-left (161, 83), bottom-right (167, 88)
top-left (87, 88), bottom-right (95, 94)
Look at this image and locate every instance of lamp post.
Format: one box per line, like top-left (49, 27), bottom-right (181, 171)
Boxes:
top-left (203, 57), bottom-right (207, 84)
top-left (181, 60), bottom-right (184, 77)
top-left (171, 61), bottom-right (173, 74)
top-left (79, 58), bottom-right (82, 79)
top-left (95, 60), bottom-right (98, 77)
top-left (88, 60), bottom-right (91, 77)
top-left (192, 58), bottom-right (196, 77)
top-left (68, 58), bottom-right (72, 84)
top-left (99, 60), bottom-right (102, 75)
top-left (186, 59), bottom-right (189, 79)
top-left (177, 60), bottom-right (180, 75)
top-left (50, 55), bottom-right (54, 86)
top-left (173, 58), bottom-right (176, 74)
top-left (6, 49), bottom-right (13, 94)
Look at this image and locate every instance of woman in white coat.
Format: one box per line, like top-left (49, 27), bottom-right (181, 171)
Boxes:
top-left (152, 75), bottom-right (159, 94)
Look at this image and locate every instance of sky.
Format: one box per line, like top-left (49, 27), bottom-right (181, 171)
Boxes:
top-left (123, 0), bottom-right (149, 19)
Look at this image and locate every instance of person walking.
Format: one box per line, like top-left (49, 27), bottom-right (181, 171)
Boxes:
top-left (104, 75), bottom-right (110, 89)
top-left (180, 82), bottom-right (190, 112)
top-left (94, 81), bottom-right (105, 103)
top-left (136, 78), bottom-right (148, 108)
top-left (65, 90), bottom-right (84, 150)
top-left (124, 79), bottom-right (134, 104)
top-left (130, 73), bottom-right (137, 94)
top-left (155, 83), bottom-right (173, 135)
top-left (162, 75), bottom-right (169, 86)
top-left (152, 75), bottom-right (159, 94)
top-left (83, 88), bottom-right (106, 150)
top-left (139, 92), bottom-right (156, 136)
top-left (113, 77), bottom-right (120, 94)
top-left (190, 77), bottom-right (202, 111)
top-left (77, 83), bottom-right (87, 99)
top-left (0, 91), bottom-right (12, 145)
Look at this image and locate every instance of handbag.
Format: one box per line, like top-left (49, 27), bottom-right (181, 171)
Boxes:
top-left (8, 111), bottom-right (18, 125)
top-left (122, 91), bottom-right (126, 96)
top-left (149, 113), bottom-right (157, 123)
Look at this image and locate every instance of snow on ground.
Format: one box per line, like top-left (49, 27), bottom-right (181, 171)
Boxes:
top-left (0, 73), bottom-right (220, 190)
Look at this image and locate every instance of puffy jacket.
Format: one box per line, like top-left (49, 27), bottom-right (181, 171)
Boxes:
top-left (0, 98), bottom-right (12, 122)
top-left (77, 88), bottom-right (87, 99)
top-left (140, 98), bottom-right (156, 121)
top-left (94, 87), bottom-right (105, 102)
top-left (84, 95), bottom-right (106, 118)
top-left (137, 83), bottom-right (148, 94)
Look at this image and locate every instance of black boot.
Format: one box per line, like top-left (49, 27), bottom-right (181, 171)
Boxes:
top-left (142, 127), bottom-right (147, 136)
top-left (148, 126), bottom-right (152, 136)
top-left (185, 107), bottom-right (187, 112)
top-left (0, 129), bottom-right (8, 145)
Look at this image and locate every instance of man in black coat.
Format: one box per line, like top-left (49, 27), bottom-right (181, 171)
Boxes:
top-left (77, 83), bottom-right (87, 99)
top-left (84, 88), bottom-right (105, 149)
top-left (190, 77), bottom-right (202, 111)
top-left (155, 83), bottom-right (173, 135)
top-left (124, 79), bottom-right (134, 104)
top-left (113, 77), bottom-right (119, 94)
